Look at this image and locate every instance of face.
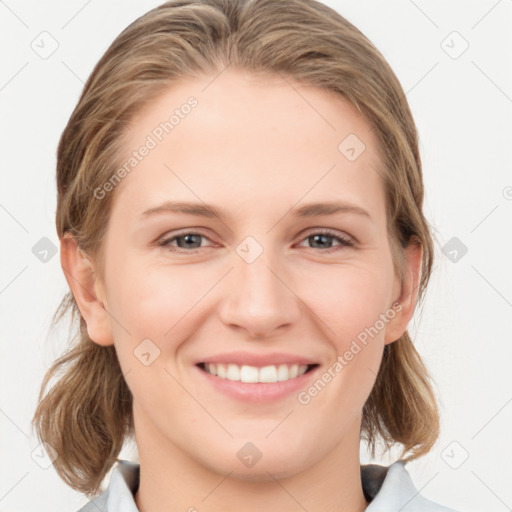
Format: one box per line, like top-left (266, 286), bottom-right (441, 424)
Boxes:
top-left (68, 68), bottom-right (420, 480)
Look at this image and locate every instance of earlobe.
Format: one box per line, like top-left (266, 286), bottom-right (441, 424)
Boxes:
top-left (60, 234), bottom-right (114, 346)
top-left (384, 242), bottom-right (423, 345)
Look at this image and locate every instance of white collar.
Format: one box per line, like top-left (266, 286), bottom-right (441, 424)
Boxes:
top-left (77, 459), bottom-right (458, 511)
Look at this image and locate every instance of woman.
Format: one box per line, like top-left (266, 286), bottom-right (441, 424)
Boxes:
top-left (31, 0), bottom-right (460, 510)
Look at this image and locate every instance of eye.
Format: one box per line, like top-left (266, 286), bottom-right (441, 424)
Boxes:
top-left (157, 228), bottom-right (354, 254)
top-left (158, 230), bottom-right (215, 252)
top-left (296, 229), bottom-right (354, 252)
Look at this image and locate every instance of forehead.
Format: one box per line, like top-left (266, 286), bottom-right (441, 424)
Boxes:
top-left (114, 68), bottom-right (385, 222)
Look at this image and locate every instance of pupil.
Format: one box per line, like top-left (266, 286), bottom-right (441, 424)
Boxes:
top-left (311, 234), bottom-right (331, 248)
top-left (179, 234), bottom-right (201, 248)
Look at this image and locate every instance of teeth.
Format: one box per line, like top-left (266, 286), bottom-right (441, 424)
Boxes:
top-left (203, 363), bottom-right (309, 383)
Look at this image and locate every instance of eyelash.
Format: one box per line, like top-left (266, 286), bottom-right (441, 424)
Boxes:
top-left (157, 228), bottom-right (355, 254)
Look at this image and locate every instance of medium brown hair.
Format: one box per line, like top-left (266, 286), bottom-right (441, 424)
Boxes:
top-left (32, 0), bottom-right (440, 498)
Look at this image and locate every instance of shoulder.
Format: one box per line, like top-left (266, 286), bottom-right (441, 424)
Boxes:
top-left (362, 460), bottom-right (462, 511)
top-left (74, 459), bottom-right (140, 512)
top-left (75, 491), bottom-right (109, 512)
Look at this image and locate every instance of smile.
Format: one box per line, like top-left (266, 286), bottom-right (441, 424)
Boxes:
top-left (198, 362), bottom-right (317, 383)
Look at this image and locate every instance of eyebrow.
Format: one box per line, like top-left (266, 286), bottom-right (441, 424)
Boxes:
top-left (139, 200), bottom-right (371, 221)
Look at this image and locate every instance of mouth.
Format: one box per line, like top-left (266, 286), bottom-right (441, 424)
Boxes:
top-left (196, 362), bottom-right (319, 383)
top-left (194, 352), bottom-right (322, 403)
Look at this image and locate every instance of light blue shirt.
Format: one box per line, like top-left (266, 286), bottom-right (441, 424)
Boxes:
top-left (76, 459), bottom-right (460, 511)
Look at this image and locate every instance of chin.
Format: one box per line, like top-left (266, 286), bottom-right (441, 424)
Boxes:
top-left (225, 459), bottom-right (306, 482)
top-left (225, 442), bottom-right (312, 481)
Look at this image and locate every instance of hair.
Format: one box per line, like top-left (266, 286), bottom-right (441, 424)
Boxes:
top-left (31, 0), bottom-right (440, 498)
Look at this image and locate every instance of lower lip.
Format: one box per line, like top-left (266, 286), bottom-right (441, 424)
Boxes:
top-left (194, 364), bottom-right (320, 403)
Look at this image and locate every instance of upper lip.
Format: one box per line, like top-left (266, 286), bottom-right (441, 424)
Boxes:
top-left (196, 351), bottom-right (319, 367)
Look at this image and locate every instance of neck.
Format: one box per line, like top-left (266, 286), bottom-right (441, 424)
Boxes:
top-left (133, 413), bottom-right (369, 512)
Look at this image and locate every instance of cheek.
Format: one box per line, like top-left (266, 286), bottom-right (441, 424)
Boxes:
top-left (298, 262), bottom-right (394, 341)
top-left (105, 259), bottom-right (207, 403)
top-left (106, 256), bottom-right (213, 346)
top-left (325, 267), bottom-right (394, 399)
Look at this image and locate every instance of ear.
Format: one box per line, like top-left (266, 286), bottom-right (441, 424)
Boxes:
top-left (384, 241), bottom-right (423, 345)
top-left (60, 234), bottom-right (114, 346)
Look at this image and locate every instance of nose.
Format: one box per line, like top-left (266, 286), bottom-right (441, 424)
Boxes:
top-left (217, 243), bottom-right (300, 340)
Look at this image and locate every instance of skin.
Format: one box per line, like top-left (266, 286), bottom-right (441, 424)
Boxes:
top-left (62, 68), bottom-right (422, 512)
